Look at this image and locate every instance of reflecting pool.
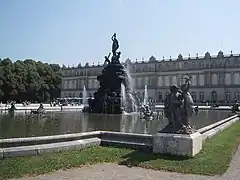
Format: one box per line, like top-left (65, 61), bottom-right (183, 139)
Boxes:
top-left (0, 110), bottom-right (231, 138)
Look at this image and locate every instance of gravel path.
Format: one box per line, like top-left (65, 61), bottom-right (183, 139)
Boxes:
top-left (11, 145), bottom-right (240, 180)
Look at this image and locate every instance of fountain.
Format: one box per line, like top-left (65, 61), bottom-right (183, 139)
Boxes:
top-left (88, 33), bottom-right (137, 114)
top-left (121, 83), bottom-right (126, 110)
top-left (0, 35), bottom-right (237, 160)
top-left (125, 63), bottom-right (134, 93)
top-left (82, 85), bottom-right (88, 107)
top-left (139, 85), bottom-right (153, 120)
top-left (82, 85), bottom-right (89, 113)
top-left (124, 64), bottom-right (138, 112)
top-left (143, 85), bottom-right (148, 106)
top-left (121, 82), bottom-right (137, 113)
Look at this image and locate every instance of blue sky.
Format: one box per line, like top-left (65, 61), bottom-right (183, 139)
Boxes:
top-left (0, 0), bottom-right (239, 66)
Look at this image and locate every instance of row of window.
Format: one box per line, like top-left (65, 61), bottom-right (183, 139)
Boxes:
top-left (62, 79), bottom-right (98, 89)
top-left (63, 75), bottom-right (240, 90)
top-left (62, 57), bottom-right (240, 77)
top-left (62, 91), bottom-right (240, 103)
top-left (63, 71), bottom-right (240, 90)
top-left (157, 91), bottom-right (240, 102)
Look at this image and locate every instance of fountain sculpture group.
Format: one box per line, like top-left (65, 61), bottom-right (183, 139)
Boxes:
top-left (153, 77), bottom-right (202, 157)
top-left (162, 76), bottom-right (196, 134)
top-left (87, 33), bottom-right (136, 114)
top-left (86, 33), bottom-right (196, 135)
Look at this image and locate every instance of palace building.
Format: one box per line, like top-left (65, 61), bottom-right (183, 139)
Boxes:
top-left (60, 51), bottom-right (240, 103)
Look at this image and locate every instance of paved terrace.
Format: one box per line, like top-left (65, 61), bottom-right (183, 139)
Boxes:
top-left (10, 145), bottom-right (240, 180)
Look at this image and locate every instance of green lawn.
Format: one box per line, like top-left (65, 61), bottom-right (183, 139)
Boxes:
top-left (0, 121), bottom-right (240, 180)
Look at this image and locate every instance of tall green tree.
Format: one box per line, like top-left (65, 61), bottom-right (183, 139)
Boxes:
top-left (0, 58), bottom-right (63, 102)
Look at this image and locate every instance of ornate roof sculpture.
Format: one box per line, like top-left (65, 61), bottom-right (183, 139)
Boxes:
top-left (217, 50), bottom-right (224, 58)
top-left (204, 51), bottom-right (211, 59)
top-left (149, 55), bottom-right (157, 62)
top-left (177, 54), bottom-right (183, 60)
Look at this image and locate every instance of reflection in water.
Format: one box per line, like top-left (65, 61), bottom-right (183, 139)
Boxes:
top-left (0, 110), bottom-right (230, 138)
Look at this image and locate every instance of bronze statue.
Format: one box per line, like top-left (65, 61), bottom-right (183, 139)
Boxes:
top-left (111, 33), bottom-right (119, 56)
top-left (104, 53), bottom-right (111, 65)
top-left (113, 51), bottom-right (121, 64)
top-left (103, 34), bottom-right (121, 65)
top-left (90, 33), bottom-right (136, 114)
top-left (164, 85), bottom-right (183, 132)
top-left (162, 76), bottom-right (196, 134)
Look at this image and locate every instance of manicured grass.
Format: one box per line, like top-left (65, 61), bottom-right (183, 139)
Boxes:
top-left (0, 121), bottom-right (240, 179)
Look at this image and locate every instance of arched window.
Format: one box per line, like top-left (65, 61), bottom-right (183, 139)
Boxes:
top-left (158, 64), bottom-right (162, 70)
top-left (224, 59), bottom-right (231, 68)
top-left (171, 75), bottom-right (177, 85)
top-left (200, 62), bottom-right (205, 69)
top-left (192, 62), bottom-right (196, 69)
top-left (164, 76), bottom-right (170, 87)
top-left (233, 73), bottom-right (240, 85)
top-left (158, 76), bottom-right (163, 87)
top-left (235, 92), bottom-right (240, 101)
top-left (165, 63), bottom-right (169, 70)
top-left (211, 60), bottom-right (217, 68)
top-left (218, 62), bottom-right (223, 68)
top-left (79, 92), bottom-right (83, 98)
top-left (225, 92), bottom-right (231, 102)
top-left (211, 73), bottom-right (218, 85)
top-left (136, 77), bottom-right (141, 88)
top-left (211, 91), bottom-right (217, 103)
top-left (158, 92), bottom-right (163, 102)
top-left (191, 91), bottom-right (197, 102)
top-left (165, 91), bottom-right (169, 97)
top-left (199, 92), bottom-right (204, 102)
top-left (141, 77), bottom-right (145, 87)
top-left (172, 62), bottom-right (177, 69)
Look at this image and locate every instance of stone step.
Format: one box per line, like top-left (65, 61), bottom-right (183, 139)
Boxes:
top-left (1, 137), bottom-right (101, 159)
top-left (101, 139), bottom-right (152, 152)
top-left (0, 131), bottom-right (102, 148)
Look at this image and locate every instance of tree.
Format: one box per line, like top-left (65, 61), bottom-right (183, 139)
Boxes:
top-left (0, 58), bottom-right (63, 102)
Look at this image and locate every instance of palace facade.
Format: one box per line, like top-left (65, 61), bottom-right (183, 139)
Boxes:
top-left (60, 51), bottom-right (240, 103)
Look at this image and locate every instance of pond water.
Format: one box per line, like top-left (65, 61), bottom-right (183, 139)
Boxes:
top-left (0, 110), bottom-right (231, 139)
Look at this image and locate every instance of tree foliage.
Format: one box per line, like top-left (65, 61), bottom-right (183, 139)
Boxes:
top-left (0, 58), bottom-right (62, 102)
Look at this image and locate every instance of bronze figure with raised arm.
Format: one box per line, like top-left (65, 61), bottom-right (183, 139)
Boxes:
top-left (111, 33), bottom-right (119, 56)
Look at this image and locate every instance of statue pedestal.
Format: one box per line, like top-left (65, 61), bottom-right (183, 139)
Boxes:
top-left (153, 132), bottom-right (202, 157)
